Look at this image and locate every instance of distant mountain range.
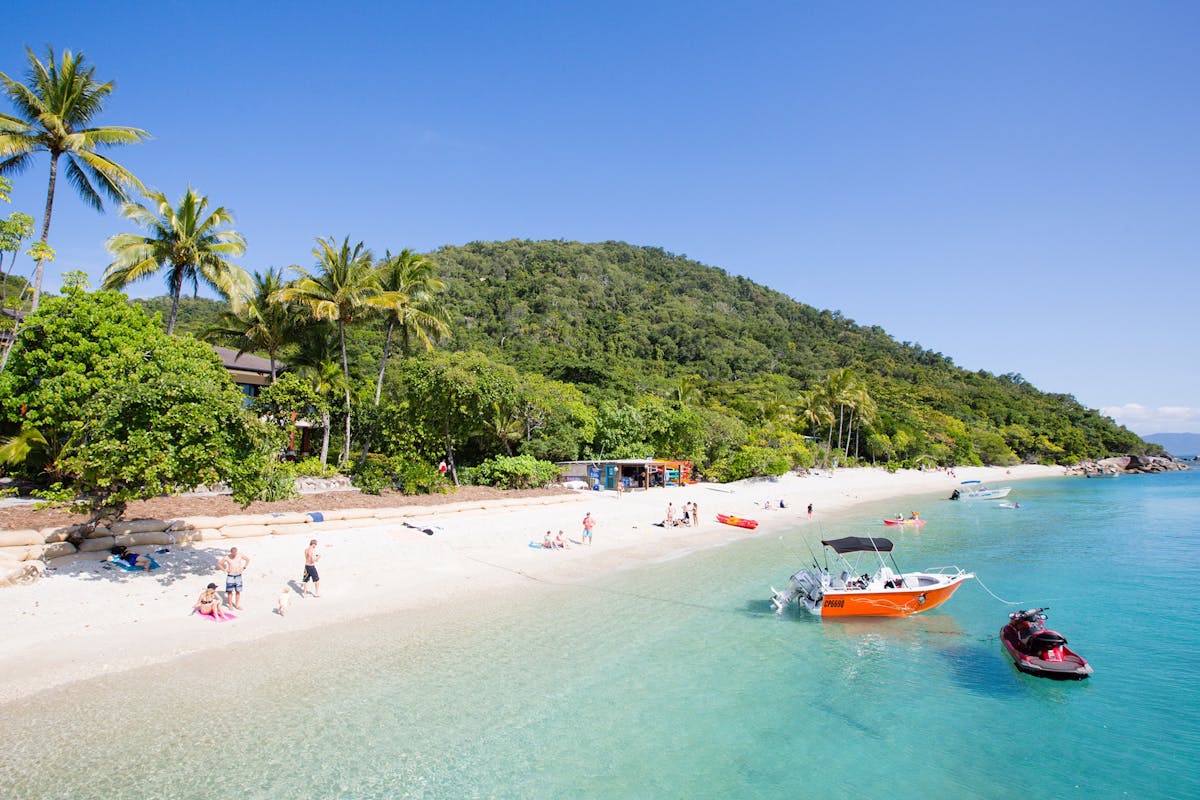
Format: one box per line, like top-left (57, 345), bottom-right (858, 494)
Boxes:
top-left (1144, 433), bottom-right (1200, 457)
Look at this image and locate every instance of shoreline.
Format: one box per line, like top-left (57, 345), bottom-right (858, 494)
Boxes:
top-left (0, 464), bottom-right (1061, 704)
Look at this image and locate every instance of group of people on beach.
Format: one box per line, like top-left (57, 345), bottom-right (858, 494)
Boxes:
top-left (191, 539), bottom-right (323, 621)
top-left (663, 501), bottom-right (700, 527)
top-left (535, 512), bottom-right (597, 549)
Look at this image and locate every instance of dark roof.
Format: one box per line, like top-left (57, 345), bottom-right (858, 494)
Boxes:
top-left (212, 345), bottom-right (282, 375)
top-left (821, 536), bottom-right (894, 554)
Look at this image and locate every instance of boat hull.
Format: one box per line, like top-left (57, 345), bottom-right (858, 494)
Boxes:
top-left (1000, 625), bottom-right (1093, 679)
top-left (717, 514), bottom-right (758, 530)
top-left (817, 574), bottom-right (970, 617)
top-left (882, 518), bottom-right (925, 527)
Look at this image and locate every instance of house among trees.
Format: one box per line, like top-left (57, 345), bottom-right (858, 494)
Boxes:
top-left (213, 345), bottom-right (280, 404)
top-left (556, 458), bottom-right (694, 491)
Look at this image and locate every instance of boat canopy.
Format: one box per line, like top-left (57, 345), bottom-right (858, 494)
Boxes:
top-left (960, 480), bottom-right (981, 485)
top-left (821, 536), bottom-right (894, 554)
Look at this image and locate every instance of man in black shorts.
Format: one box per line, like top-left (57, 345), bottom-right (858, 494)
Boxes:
top-left (302, 539), bottom-right (321, 597)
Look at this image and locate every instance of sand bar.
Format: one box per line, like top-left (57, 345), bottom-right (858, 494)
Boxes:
top-left (0, 464), bottom-right (1060, 703)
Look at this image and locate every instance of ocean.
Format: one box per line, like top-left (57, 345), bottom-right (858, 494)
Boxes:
top-left (1, 470), bottom-right (1197, 799)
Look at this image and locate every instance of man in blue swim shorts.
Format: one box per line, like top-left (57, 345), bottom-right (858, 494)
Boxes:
top-left (302, 539), bottom-right (321, 597)
top-left (217, 546), bottom-right (250, 610)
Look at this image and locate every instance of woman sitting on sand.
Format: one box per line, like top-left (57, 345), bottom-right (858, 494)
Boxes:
top-left (193, 583), bottom-right (230, 620)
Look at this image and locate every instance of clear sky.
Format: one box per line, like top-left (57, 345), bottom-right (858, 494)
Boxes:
top-left (3, 1), bottom-right (1198, 434)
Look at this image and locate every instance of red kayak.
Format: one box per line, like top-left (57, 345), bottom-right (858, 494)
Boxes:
top-left (882, 518), bottom-right (926, 527)
top-left (717, 513), bottom-right (758, 530)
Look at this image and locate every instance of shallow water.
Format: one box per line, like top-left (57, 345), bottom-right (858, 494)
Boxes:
top-left (2, 471), bottom-right (1198, 799)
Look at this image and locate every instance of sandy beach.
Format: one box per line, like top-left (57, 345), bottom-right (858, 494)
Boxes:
top-left (0, 464), bottom-right (1061, 704)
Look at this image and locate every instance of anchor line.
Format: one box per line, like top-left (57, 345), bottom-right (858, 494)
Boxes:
top-left (974, 574), bottom-right (1027, 606)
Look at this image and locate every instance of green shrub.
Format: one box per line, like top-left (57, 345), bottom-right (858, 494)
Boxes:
top-left (232, 460), bottom-right (298, 504)
top-left (350, 455), bottom-right (396, 495)
top-left (394, 460), bottom-right (451, 495)
top-left (465, 454), bottom-right (561, 490)
top-left (707, 446), bottom-right (791, 483)
top-left (293, 457), bottom-right (340, 478)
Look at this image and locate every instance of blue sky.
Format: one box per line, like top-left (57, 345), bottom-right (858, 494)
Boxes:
top-left (3, 1), bottom-right (1198, 434)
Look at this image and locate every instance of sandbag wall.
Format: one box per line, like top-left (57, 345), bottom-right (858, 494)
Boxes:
top-left (0, 493), bottom-right (582, 589)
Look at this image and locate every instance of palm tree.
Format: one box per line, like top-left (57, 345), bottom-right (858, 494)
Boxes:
top-left (0, 47), bottom-right (150, 313)
top-left (203, 267), bottom-right (296, 380)
top-left (371, 249), bottom-right (449, 405)
top-left (102, 187), bottom-right (250, 334)
top-left (274, 237), bottom-right (383, 464)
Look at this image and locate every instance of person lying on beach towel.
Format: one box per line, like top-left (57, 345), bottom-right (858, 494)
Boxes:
top-left (192, 583), bottom-right (234, 621)
top-left (107, 547), bottom-right (158, 571)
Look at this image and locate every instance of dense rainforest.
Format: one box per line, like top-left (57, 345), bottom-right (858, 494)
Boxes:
top-left (137, 239), bottom-right (1152, 477)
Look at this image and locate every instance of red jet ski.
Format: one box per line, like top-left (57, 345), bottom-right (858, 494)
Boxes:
top-left (1000, 607), bottom-right (1093, 680)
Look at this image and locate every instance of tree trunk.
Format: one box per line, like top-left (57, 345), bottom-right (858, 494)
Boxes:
top-left (374, 322), bottom-right (394, 406)
top-left (338, 320), bottom-right (352, 465)
top-left (840, 402), bottom-right (849, 453)
top-left (269, 355), bottom-right (276, 382)
top-left (319, 409), bottom-right (331, 465)
top-left (358, 321), bottom-right (395, 464)
top-left (444, 414), bottom-right (458, 487)
top-left (844, 408), bottom-right (855, 459)
top-left (167, 268), bottom-right (184, 335)
top-left (29, 154), bottom-right (59, 315)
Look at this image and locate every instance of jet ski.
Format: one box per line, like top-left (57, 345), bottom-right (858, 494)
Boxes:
top-left (1000, 607), bottom-right (1093, 680)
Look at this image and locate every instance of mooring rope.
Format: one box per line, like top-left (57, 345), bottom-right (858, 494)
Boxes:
top-left (974, 574), bottom-right (1027, 605)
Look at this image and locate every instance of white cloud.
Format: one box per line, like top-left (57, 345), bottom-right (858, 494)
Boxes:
top-left (1100, 403), bottom-right (1200, 435)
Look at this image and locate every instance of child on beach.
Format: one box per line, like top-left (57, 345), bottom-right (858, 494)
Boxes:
top-left (276, 586), bottom-right (292, 616)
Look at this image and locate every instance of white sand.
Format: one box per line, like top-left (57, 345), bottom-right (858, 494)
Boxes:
top-left (0, 464), bottom-right (1060, 702)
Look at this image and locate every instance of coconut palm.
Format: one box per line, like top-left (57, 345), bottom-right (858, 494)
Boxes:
top-left (274, 237), bottom-right (384, 464)
top-left (103, 187), bottom-right (250, 334)
top-left (203, 267), bottom-right (297, 380)
top-left (0, 47), bottom-right (150, 313)
top-left (371, 249), bottom-right (449, 405)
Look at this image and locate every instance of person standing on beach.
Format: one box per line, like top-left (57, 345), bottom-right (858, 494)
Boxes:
top-left (302, 539), bottom-right (321, 597)
top-left (691, 501), bottom-right (699, 527)
top-left (666, 503), bottom-right (675, 526)
top-left (582, 512), bottom-right (596, 545)
top-left (807, 503), bottom-right (813, 518)
top-left (217, 546), bottom-right (250, 610)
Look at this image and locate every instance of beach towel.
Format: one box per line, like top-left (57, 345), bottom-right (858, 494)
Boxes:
top-left (194, 608), bottom-right (236, 622)
top-left (106, 556), bottom-right (160, 571)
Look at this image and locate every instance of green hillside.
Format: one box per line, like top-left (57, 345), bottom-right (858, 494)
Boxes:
top-left (426, 240), bottom-right (1149, 466)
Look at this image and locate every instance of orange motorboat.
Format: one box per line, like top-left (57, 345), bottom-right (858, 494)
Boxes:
top-left (770, 536), bottom-right (973, 618)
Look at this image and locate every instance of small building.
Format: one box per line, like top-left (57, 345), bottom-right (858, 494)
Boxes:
top-left (556, 458), bottom-right (694, 490)
top-left (213, 346), bottom-right (281, 404)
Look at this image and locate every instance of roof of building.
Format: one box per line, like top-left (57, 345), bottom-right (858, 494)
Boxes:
top-left (212, 345), bottom-right (283, 376)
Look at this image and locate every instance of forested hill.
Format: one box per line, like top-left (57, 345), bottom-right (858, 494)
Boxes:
top-left (149, 239), bottom-right (1151, 468)
top-left (426, 240), bottom-right (1148, 464)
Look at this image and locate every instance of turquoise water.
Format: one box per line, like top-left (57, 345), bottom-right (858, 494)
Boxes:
top-left (2, 471), bottom-right (1198, 799)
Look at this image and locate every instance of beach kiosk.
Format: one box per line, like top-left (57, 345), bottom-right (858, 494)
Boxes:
top-left (556, 459), bottom-right (694, 491)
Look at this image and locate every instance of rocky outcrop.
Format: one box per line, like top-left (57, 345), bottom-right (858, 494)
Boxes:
top-left (1067, 455), bottom-right (1190, 476)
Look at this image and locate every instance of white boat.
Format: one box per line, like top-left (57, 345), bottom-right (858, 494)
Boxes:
top-left (949, 480), bottom-right (1012, 500)
top-left (770, 536), bottom-right (974, 617)
top-left (1083, 469), bottom-right (1119, 479)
